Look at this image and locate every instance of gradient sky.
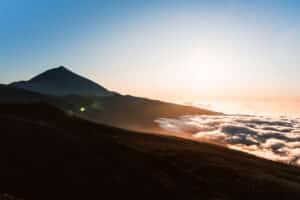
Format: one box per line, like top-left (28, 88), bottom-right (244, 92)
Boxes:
top-left (1, 0), bottom-right (300, 101)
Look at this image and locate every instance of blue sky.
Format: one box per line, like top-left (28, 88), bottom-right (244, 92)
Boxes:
top-left (1, 0), bottom-right (300, 101)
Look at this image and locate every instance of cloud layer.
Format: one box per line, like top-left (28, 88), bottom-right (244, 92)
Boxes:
top-left (155, 114), bottom-right (300, 166)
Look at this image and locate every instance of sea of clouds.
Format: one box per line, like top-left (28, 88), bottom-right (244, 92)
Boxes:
top-left (155, 114), bottom-right (300, 166)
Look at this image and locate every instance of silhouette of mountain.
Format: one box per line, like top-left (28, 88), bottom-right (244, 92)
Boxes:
top-left (2, 69), bottom-right (300, 199)
top-left (10, 66), bottom-right (112, 97)
top-left (1, 83), bottom-right (218, 133)
top-left (0, 84), bottom-right (45, 103)
top-left (0, 103), bottom-right (299, 200)
top-left (7, 67), bottom-right (220, 132)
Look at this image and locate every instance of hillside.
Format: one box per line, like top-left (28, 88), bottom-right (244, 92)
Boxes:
top-left (10, 66), bottom-right (112, 97)
top-left (0, 84), bottom-right (45, 103)
top-left (1, 83), bottom-right (218, 133)
top-left (6, 65), bottom-right (220, 132)
top-left (0, 103), bottom-right (300, 200)
top-left (62, 94), bottom-right (219, 132)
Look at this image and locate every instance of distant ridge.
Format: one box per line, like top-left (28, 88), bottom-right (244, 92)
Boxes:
top-left (6, 66), bottom-right (220, 132)
top-left (10, 66), bottom-right (112, 97)
top-left (0, 84), bottom-right (45, 103)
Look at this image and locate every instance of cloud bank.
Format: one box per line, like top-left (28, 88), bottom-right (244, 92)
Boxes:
top-left (155, 115), bottom-right (300, 166)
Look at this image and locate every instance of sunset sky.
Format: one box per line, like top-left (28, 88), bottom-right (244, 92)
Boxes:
top-left (1, 0), bottom-right (300, 102)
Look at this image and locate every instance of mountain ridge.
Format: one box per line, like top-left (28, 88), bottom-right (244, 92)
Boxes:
top-left (5, 66), bottom-right (220, 133)
top-left (10, 66), bottom-right (112, 97)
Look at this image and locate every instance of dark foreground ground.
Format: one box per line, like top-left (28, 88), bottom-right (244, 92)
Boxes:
top-left (0, 103), bottom-right (300, 200)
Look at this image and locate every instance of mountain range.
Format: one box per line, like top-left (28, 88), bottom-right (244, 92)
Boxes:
top-left (7, 66), bottom-right (218, 133)
top-left (1, 66), bottom-right (300, 199)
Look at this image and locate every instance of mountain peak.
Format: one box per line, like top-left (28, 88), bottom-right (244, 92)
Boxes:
top-left (34, 65), bottom-right (71, 75)
top-left (56, 65), bottom-right (69, 71)
top-left (29, 66), bottom-right (76, 82)
top-left (10, 66), bottom-right (113, 97)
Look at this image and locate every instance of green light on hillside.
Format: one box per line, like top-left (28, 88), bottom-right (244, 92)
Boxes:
top-left (80, 107), bottom-right (86, 112)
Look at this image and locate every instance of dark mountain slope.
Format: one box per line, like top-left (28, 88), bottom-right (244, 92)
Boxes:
top-left (0, 84), bottom-right (45, 103)
top-left (10, 66), bottom-right (112, 97)
top-left (0, 103), bottom-right (300, 200)
top-left (62, 94), bottom-right (219, 132)
top-left (0, 84), bottom-right (77, 112)
top-left (6, 66), bottom-right (220, 132)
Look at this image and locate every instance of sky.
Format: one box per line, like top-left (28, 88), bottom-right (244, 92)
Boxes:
top-left (1, 0), bottom-right (300, 102)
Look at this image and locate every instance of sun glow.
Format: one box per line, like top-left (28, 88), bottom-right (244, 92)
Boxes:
top-left (166, 40), bottom-right (244, 98)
